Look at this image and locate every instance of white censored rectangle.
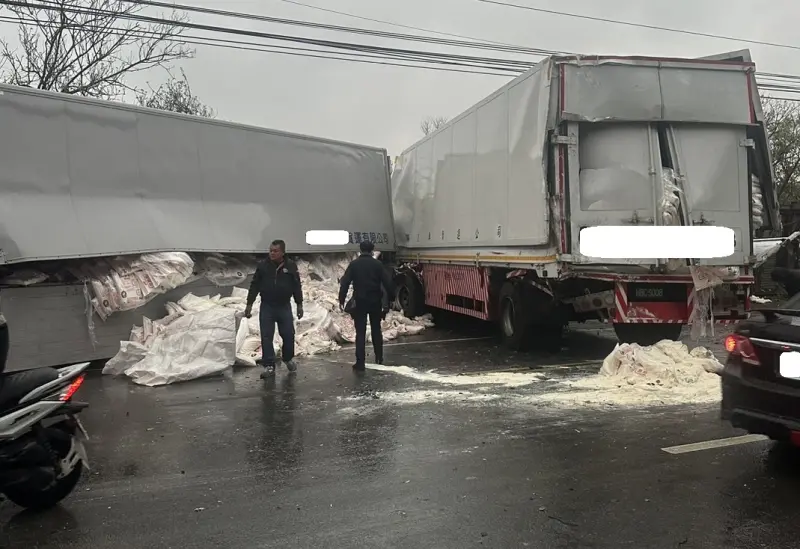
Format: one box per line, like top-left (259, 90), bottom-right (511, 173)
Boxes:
top-left (305, 230), bottom-right (350, 246)
top-left (579, 226), bottom-right (735, 259)
top-left (779, 351), bottom-right (800, 379)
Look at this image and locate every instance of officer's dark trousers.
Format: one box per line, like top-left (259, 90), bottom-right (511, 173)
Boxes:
top-left (260, 303), bottom-right (295, 364)
top-left (353, 306), bottom-right (383, 366)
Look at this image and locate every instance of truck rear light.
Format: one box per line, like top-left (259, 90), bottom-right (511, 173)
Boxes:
top-left (724, 334), bottom-right (760, 365)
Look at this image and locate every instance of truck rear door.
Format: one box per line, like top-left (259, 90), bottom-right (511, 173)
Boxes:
top-left (557, 57), bottom-right (756, 267)
top-left (564, 122), bottom-right (663, 266)
top-left (666, 124), bottom-right (751, 266)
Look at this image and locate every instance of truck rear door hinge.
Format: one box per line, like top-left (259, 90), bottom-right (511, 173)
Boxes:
top-left (551, 134), bottom-right (577, 146)
top-left (739, 138), bottom-right (755, 148)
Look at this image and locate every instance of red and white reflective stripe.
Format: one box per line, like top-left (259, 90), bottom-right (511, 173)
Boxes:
top-left (716, 319), bottom-right (740, 325)
top-left (605, 318), bottom-right (684, 324)
top-left (421, 264), bottom-right (490, 321)
top-left (558, 147), bottom-right (568, 253)
top-left (614, 282), bottom-right (628, 322)
top-left (603, 318), bottom-right (735, 325)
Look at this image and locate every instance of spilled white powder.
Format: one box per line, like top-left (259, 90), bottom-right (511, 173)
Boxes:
top-left (346, 340), bottom-right (724, 409)
top-left (365, 364), bottom-right (545, 387)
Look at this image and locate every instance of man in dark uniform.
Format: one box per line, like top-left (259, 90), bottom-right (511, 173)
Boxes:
top-left (245, 239), bottom-right (304, 378)
top-left (339, 240), bottom-right (395, 371)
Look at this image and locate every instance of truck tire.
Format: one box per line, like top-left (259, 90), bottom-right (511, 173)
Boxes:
top-left (498, 282), bottom-right (533, 351)
top-left (397, 273), bottom-right (425, 319)
top-left (613, 323), bottom-right (683, 346)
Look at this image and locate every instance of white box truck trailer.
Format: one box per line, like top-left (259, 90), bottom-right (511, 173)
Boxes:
top-left (0, 83), bottom-right (394, 370)
top-left (390, 50), bottom-right (780, 348)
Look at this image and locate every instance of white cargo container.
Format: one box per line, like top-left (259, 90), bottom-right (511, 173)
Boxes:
top-left (0, 84), bottom-right (394, 370)
top-left (391, 50), bottom-right (780, 347)
top-left (0, 83), bottom-right (394, 264)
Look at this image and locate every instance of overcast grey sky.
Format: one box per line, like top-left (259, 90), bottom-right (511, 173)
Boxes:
top-left (2, 0), bottom-right (799, 155)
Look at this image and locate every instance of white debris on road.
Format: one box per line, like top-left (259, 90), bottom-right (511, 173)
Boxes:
top-left (541, 340), bottom-right (724, 407)
top-left (598, 339), bottom-right (724, 382)
top-left (103, 254), bottom-right (434, 386)
top-left (750, 295), bottom-right (772, 304)
top-left (366, 364), bottom-right (544, 387)
top-left (345, 340), bottom-right (724, 409)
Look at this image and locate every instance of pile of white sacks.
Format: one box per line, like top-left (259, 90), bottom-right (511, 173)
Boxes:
top-left (102, 254), bottom-right (434, 386)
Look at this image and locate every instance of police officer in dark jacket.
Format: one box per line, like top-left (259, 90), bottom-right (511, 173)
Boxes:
top-left (339, 240), bottom-right (395, 371)
top-left (245, 240), bottom-right (303, 378)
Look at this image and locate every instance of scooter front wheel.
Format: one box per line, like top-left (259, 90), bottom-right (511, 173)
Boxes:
top-left (2, 462), bottom-right (83, 510)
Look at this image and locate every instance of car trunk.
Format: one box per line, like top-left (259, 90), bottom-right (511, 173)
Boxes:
top-left (737, 313), bottom-right (800, 389)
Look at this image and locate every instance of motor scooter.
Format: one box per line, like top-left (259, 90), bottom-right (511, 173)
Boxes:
top-left (0, 304), bottom-right (90, 510)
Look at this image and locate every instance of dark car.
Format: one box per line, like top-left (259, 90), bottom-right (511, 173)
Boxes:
top-left (721, 290), bottom-right (800, 447)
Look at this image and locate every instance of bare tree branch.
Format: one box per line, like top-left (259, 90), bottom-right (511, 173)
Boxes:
top-left (420, 115), bottom-right (449, 136)
top-left (0, 0), bottom-right (193, 100)
top-left (764, 97), bottom-right (800, 205)
top-left (136, 67), bottom-right (213, 117)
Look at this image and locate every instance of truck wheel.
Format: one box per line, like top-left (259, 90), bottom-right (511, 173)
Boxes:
top-left (498, 282), bottom-right (533, 351)
top-left (613, 323), bottom-right (683, 346)
top-left (397, 273), bottom-right (425, 319)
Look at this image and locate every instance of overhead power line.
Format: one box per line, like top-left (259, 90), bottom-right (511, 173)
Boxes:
top-left (0, 14), bottom-right (521, 77)
top-left (0, 0), bottom-right (537, 69)
top-left (1, 0), bottom-right (800, 100)
top-left (120, 0), bottom-right (564, 57)
top-left (476, 0), bottom-right (800, 53)
top-left (117, 0), bottom-right (800, 88)
top-left (277, 0), bottom-right (520, 48)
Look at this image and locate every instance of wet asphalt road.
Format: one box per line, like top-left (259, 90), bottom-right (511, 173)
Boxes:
top-left (1, 320), bottom-right (798, 549)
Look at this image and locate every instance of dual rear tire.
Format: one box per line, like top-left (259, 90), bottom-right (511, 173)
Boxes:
top-left (498, 282), bottom-right (564, 352)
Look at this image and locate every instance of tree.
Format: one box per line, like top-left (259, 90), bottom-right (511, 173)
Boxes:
top-left (0, 0), bottom-right (192, 100)
top-left (420, 115), bottom-right (449, 136)
top-left (136, 69), bottom-right (213, 117)
top-left (763, 97), bottom-right (800, 205)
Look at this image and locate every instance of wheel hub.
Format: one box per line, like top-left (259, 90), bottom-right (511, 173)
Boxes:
top-left (398, 286), bottom-right (410, 310)
top-left (502, 297), bottom-right (515, 337)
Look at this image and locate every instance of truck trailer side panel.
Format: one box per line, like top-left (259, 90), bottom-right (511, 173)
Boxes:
top-left (392, 63), bottom-right (552, 250)
top-left (0, 84), bottom-right (394, 264)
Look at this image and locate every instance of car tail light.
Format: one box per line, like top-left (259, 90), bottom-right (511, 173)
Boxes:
top-left (724, 334), bottom-right (760, 365)
top-left (60, 374), bottom-right (85, 402)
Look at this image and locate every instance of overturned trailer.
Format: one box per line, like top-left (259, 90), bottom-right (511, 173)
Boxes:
top-left (391, 50), bottom-right (781, 348)
top-left (0, 83), bottom-right (394, 371)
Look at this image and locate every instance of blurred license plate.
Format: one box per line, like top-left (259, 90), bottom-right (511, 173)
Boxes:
top-left (779, 352), bottom-right (800, 379)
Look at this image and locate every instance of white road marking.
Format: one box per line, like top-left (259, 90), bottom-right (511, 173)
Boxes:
top-left (382, 336), bottom-right (493, 348)
top-left (661, 434), bottom-right (769, 455)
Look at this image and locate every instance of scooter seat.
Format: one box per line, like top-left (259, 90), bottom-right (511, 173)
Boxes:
top-left (0, 368), bottom-right (60, 412)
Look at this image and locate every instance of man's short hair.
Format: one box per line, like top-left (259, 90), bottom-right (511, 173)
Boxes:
top-left (270, 239), bottom-right (286, 252)
top-left (360, 240), bottom-right (375, 253)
